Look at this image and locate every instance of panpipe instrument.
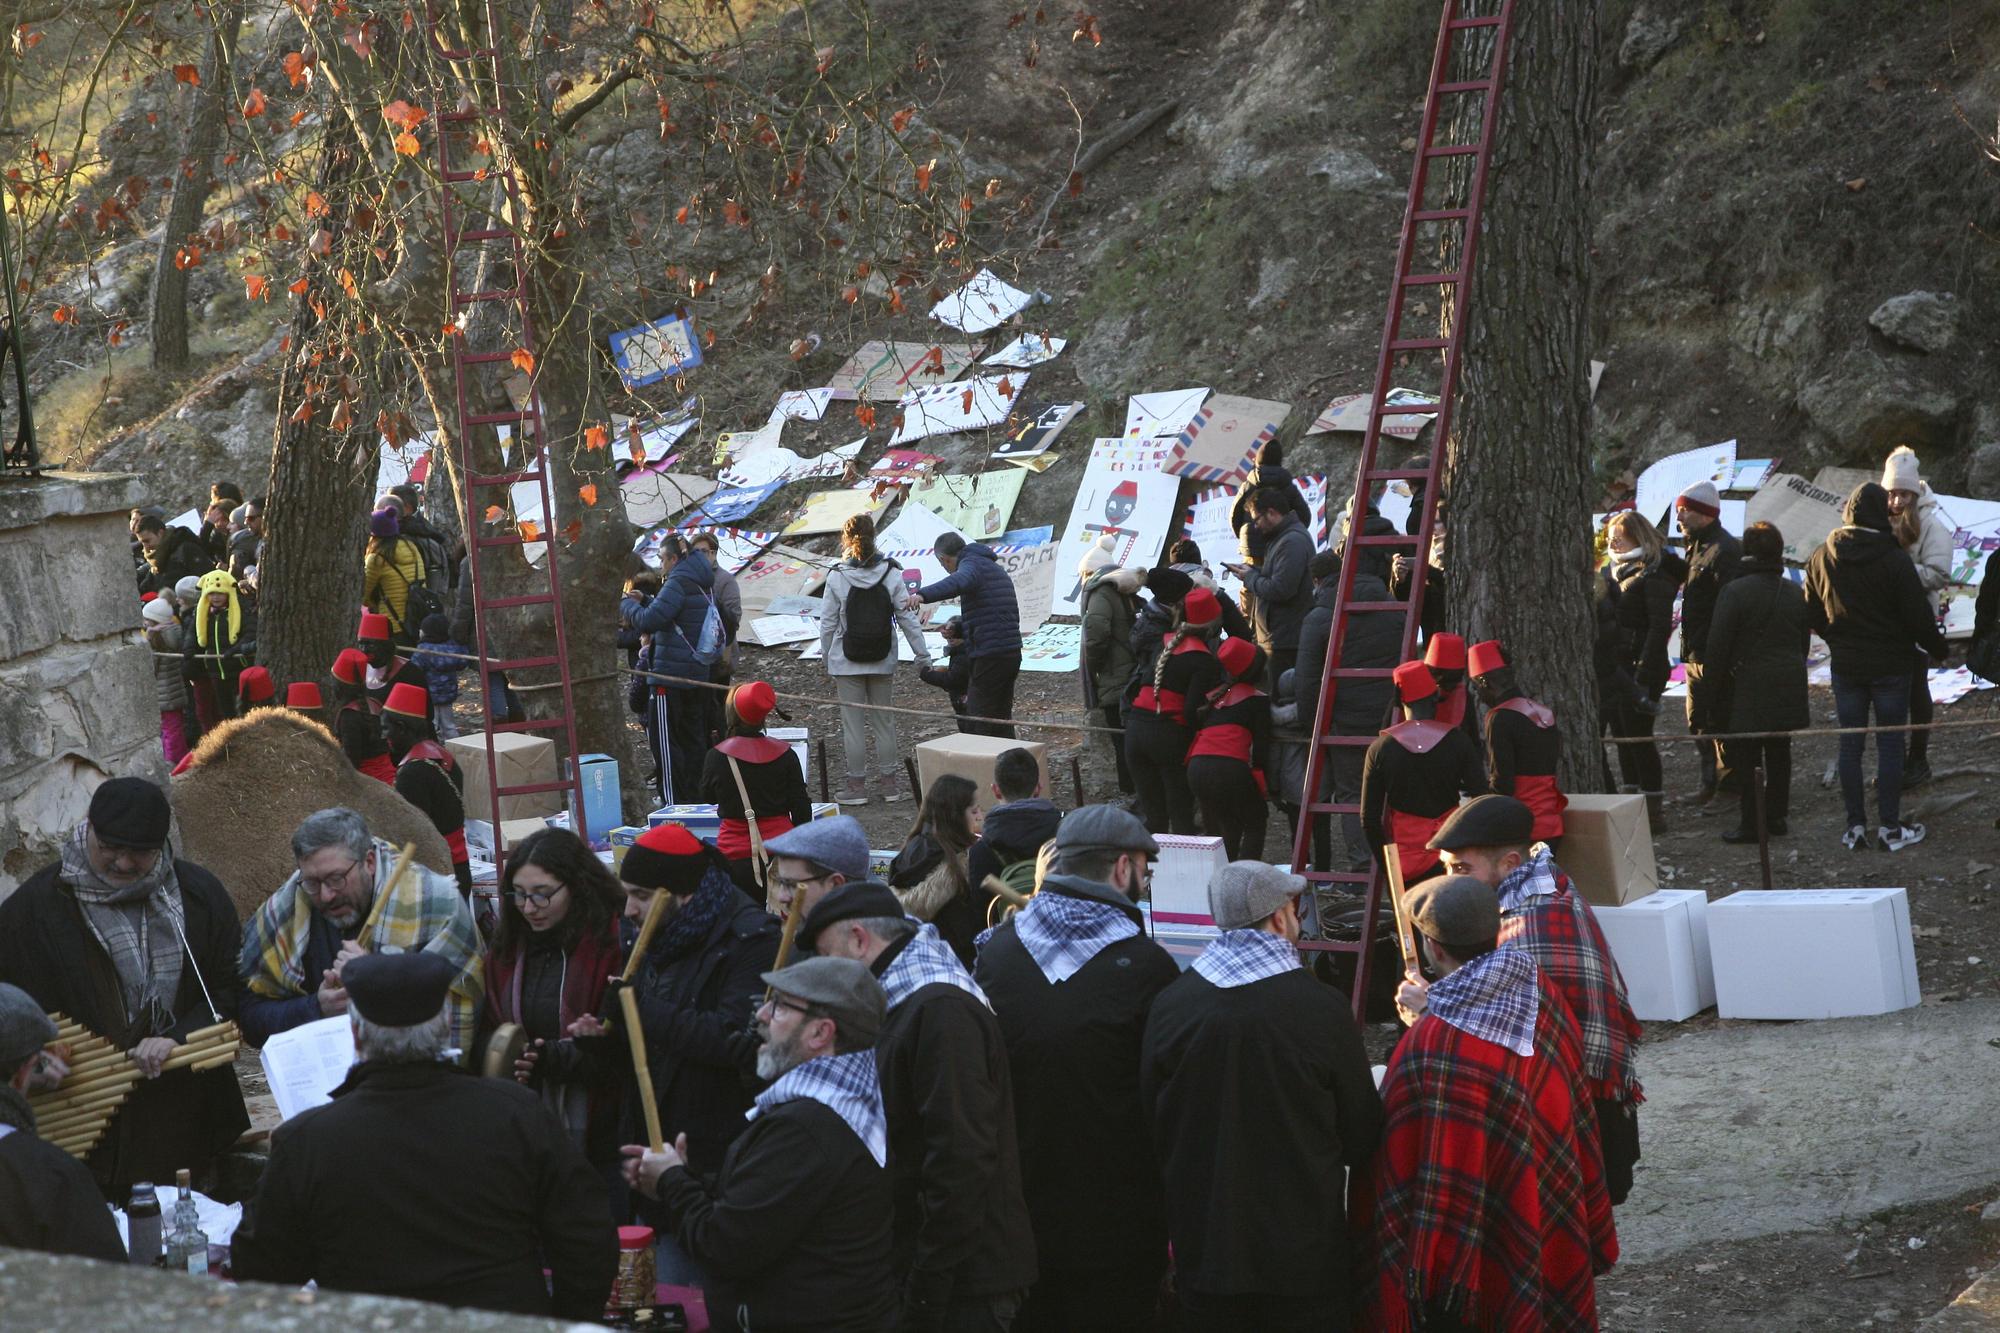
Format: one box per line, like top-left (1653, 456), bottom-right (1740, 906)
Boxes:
top-left (30, 1013), bottom-right (241, 1159)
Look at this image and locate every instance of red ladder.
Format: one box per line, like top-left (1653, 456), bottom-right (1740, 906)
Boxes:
top-left (426, 5), bottom-right (588, 861)
top-left (1291, 0), bottom-right (1518, 1020)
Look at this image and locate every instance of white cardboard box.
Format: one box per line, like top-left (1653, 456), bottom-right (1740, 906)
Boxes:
top-left (1708, 888), bottom-right (1920, 1020)
top-left (1149, 834), bottom-right (1227, 926)
top-left (1592, 888), bottom-right (1716, 1022)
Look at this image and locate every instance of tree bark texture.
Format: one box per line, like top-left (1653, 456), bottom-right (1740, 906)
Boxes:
top-left (1438, 0), bottom-right (1605, 792)
top-left (257, 118), bottom-right (380, 693)
top-left (149, 1), bottom-right (242, 372)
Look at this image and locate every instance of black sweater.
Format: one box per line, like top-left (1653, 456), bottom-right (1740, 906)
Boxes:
top-left (1133, 641), bottom-right (1223, 728)
top-left (657, 1097), bottom-right (899, 1332)
top-left (1485, 699), bottom-right (1561, 796)
top-left (699, 745), bottom-right (812, 834)
top-left (1679, 524), bottom-right (1743, 663)
top-left (874, 961), bottom-right (1038, 1304)
top-left (1141, 967), bottom-right (1382, 1298)
top-left (1805, 525), bottom-right (1947, 680)
top-left (1360, 725), bottom-right (1490, 857)
top-left (973, 878), bottom-right (1179, 1281)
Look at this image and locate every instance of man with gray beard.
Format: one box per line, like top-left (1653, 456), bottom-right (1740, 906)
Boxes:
top-left (624, 957), bottom-right (898, 1332)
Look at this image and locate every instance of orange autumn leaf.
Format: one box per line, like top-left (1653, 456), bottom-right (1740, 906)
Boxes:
top-left (510, 348), bottom-right (535, 374)
top-left (337, 268), bottom-right (358, 299)
top-left (891, 107), bottom-right (915, 134)
top-left (381, 99), bottom-right (427, 130)
top-left (51, 304), bottom-right (74, 324)
top-left (629, 439), bottom-right (648, 465)
top-left (997, 376), bottom-right (1014, 397)
top-left (583, 424), bottom-right (608, 451)
top-left (244, 273), bottom-right (268, 300)
top-left (287, 277), bottom-right (309, 295)
top-left (841, 285), bottom-right (859, 304)
top-left (281, 51), bottom-right (309, 88)
top-left (172, 64), bottom-right (200, 86)
top-left (242, 88), bottom-right (266, 118)
top-left (483, 505), bottom-right (505, 522)
top-left (328, 396), bottom-right (353, 431)
top-left (304, 191), bottom-right (329, 217)
top-left (578, 483), bottom-right (599, 507)
top-left (961, 387), bottom-right (975, 414)
top-left (562, 520), bottom-right (583, 544)
top-left (107, 320), bottom-right (128, 346)
top-left (855, 402), bottom-right (877, 430)
top-left (913, 158), bottom-right (934, 193)
top-left (519, 520), bottom-right (541, 542)
top-left (393, 131), bottom-right (421, 156)
top-left (290, 399), bottom-right (313, 425)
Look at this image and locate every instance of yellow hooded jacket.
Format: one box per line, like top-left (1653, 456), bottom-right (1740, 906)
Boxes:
top-left (194, 569), bottom-right (243, 649)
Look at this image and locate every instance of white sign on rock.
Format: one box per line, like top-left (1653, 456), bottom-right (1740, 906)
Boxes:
top-left (890, 375), bottom-right (1025, 445)
top-left (931, 268), bottom-right (1041, 334)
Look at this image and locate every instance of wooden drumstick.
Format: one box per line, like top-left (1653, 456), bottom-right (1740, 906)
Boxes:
top-left (764, 888), bottom-right (807, 1001)
top-left (618, 987), bottom-right (665, 1152)
top-left (619, 887), bottom-right (674, 985)
top-left (1384, 854), bottom-right (1421, 982)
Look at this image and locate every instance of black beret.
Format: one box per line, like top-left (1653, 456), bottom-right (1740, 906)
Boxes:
top-left (802, 881), bottom-right (905, 945)
top-left (342, 951), bottom-right (457, 1027)
top-left (1428, 794), bottom-right (1536, 851)
top-left (88, 777), bottom-right (172, 850)
top-left (1144, 567), bottom-right (1194, 604)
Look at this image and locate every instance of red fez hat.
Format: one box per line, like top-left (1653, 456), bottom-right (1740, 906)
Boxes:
top-left (731, 681), bottom-right (777, 728)
top-left (286, 681), bottom-right (323, 709)
top-left (1216, 636), bottom-right (1257, 679)
top-left (1423, 632), bottom-right (1466, 672)
top-left (140, 590), bottom-right (159, 603)
top-left (1110, 479), bottom-right (1139, 500)
top-left (330, 648), bottom-right (369, 684)
top-left (358, 610), bottom-right (392, 641)
top-left (238, 666), bottom-right (275, 703)
top-left (383, 682), bottom-right (429, 720)
top-left (1467, 639), bottom-right (1507, 678)
top-left (622, 822), bottom-right (711, 895)
top-left (1394, 660), bottom-right (1439, 704)
top-left (1183, 587), bottom-right (1221, 627)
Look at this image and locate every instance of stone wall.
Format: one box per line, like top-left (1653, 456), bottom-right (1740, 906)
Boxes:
top-left (0, 470), bottom-right (161, 901)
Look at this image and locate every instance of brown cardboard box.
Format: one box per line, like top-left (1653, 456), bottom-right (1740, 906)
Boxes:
top-left (446, 732), bottom-right (563, 822)
top-left (1560, 794), bottom-right (1657, 907)
top-left (913, 735), bottom-right (1050, 807)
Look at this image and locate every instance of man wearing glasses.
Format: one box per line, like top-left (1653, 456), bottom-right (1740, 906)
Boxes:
top-left (239, 807), bottom-right (483, 1059)
top-left (761, 815), bottom-right (873, 922)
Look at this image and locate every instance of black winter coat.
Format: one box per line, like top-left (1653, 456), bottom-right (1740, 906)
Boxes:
top-left (1678, 524), bottom-right (1742, 663)
top-left (656, 1096), bottom-right (898, 1332)
top-left (1296, 573), bottom-right (1399, 733)
top-left (231, 1061), bottom-right (616, 1318)
top-left (140, 527), bottom-right (213, 593)
top-left (973, 875), bottom-right (1179, 1282)
top-left (1805, 525), bottom-right (1946, 681)
top-left (1229, 464), bottom-right (1314, 562)
top-left (0, 1098), bottom-right (127, 1261)
top-left (0, 859), bottom-right (249, 1197)
top-left (1599, 552), bottom-right (1686, 697)
top-left (1705, 557), bottom-right (1810, 732)
top-left (965, 798), bottom-right (1062, 891)
top-left (1243, 514), bottom-right (1316, 653)
top-left (1141, 967), bottom-right (1381, 1299)
top-left (917, 543), bottom-right (1023, 659)
top-left (875, 962), bottom-right (1038, 1304)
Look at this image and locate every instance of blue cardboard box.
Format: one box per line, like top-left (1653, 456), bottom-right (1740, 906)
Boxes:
top-left (565, 753), bottom-right (623, 848)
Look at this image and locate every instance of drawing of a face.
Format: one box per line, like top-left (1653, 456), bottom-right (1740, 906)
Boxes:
top-left (1105, 480), bottom-right (1138, 527)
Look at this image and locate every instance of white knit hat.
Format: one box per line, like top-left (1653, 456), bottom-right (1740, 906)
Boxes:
top-left (142, 598), bottom-right (176, 626)
top-left (1881, 445), bottom-right (1921, 493)
top-left (1077, 534), bottom-right (1118, 578)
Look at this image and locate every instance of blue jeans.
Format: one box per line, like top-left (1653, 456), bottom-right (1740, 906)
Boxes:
top-left (1832, 672), bottom-right (1909, 829)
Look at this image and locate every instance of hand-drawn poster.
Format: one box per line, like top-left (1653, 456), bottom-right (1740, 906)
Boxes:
top-left (609, 313), bottom-right (702, 388)
top-left (1636, 439), bottom-right (1736, 537)
top-left (994, 535), bottom-right (1060, 634)
top-left (1019, 622), bottom-right (1083, 673)
top-left (1163, 393), bottom-right (1290, 485)
top-left (1123, 388), bottom-right (1210, 443)
top-left (720, 439), bottom-right (863, 489)
top-left (1304, 386), bottom-right (1439, 439)
top-left (621, 471), bottom-right (717, 529)
top-left (1182, 485), bottom-right (1246, 598)
top-left (907, 469), bottom-right (1028, 541)
top-left (1933, 492), bottom-right (2000, 637)
top-left (875, 502), bottom-right (967, 595)
top-left (863, 450), bottom-right (944, 488)
top-left (736, 544), bottom-right (834, 618)
top-left (742, 615), bottom-right (822, 647)
top-left (828, 340), bottom-right (980, 401)
top-left (994, 401), bottom-right (1083, 459)
top-left (1050, 438), bottom-right (1181, 616)
top-left (930, 268), bottom-right (1041, 334)
top-left (634, 526), bottom-right (774, 574)
top-left (782, 488), bottom-right (890, 538)
top-left (890, 375), bottom-right (1025, 445)
top-left (690, 477), bottom-right (785, 525)
top-left (983, 333), bottom-right (1067, 368)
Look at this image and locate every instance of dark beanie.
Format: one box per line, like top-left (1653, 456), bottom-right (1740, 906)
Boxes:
top-left (1145, 567), bottom-right (1194, 604)
top-left (1844, 482), bottom-right (1892, 534)
top-left (621, 823), bottom-right (715, 895)
top-left (88, 778), bottom-right (172, 850)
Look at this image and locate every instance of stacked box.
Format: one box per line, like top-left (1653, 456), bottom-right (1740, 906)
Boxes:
top-left (1709, 888), bottom-right (1920, 1019)
top-left (1149, 834), bottom-right (1228, 928)
top-left (445, 732), bottom-right (563, 821)
top-left (913, 734), bottom-right (1049, 804)
top-left (647, 803), bottom-right (723, 844)
top-left (565, 753), bottom-right (622, 848)
top-left (1559, 794), bottom-right (1657, 907)
top-left (1592, 888), bottom-right (1716, 1022)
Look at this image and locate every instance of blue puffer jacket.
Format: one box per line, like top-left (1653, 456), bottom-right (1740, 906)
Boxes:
top-left (916, 543), bottom-right (1022, 658)
top-left (632, 550), bottom-right (716, 689)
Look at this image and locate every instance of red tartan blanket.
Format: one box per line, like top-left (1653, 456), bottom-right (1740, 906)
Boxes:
top-left (1358, 969), bottom-right (1619, 1332)
top-left (1499, 869), bottom-right (1644, 1104)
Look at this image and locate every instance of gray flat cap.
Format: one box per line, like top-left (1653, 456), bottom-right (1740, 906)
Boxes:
top-left (762, 956), bottom-right (887, 1049)
top-left (1406, 874), bottom-right (1502, 953)
top-left (763, 815), bottom-right (872, 884)
top-left (1053, 804), bottom-right (1158, 857)
top-left (0, 983), bottom-right (56, 1070)
top-left (1209, 861), bottom-right (1307, 930)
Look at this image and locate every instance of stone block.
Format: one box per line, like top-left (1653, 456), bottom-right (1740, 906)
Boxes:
top-left (46, 510), bottom-right (145, 643)
top-left (0, 533), bottom-right (63, 659)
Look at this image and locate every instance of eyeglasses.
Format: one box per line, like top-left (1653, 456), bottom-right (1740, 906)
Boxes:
top-left (300, 860), bottom-right (362, 896)
top-left (507, 883), bottom-right (568, 909)
top-left (761, 996), bottom-right (822, 1022)
top-left (772, 871), bottom-right (833, 894)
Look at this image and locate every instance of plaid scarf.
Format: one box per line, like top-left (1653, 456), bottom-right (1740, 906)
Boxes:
top-left (59, 824), bottom-right (185, 1035)
top-left (241, 838), bottom-right (486, 1061)
top-left (1498, 853), bottom-right (1644, 1103)
top-left (1425, 949), bottom-right (1539, 1058)
top-left (880, 922), bottom-right (989, 1010)
top-left (1191, 928), bottom-right (1299, 989)
top-left (751, 1049), bottom-right (888, 1166)
top-left (1363, 969), bottom-right (1617, 1332)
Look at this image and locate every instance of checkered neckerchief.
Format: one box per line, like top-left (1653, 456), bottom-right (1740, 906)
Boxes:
top-left (1495, 846), bottom-right (1563, 914)
top-left (1012, 888), bottom-right (1139, 983)
top-left (1191, 928), bottom-right (1300, 989)
top-left (1425, 948), bottom-right (1541, 1057)
top-left (750, 1049), bottom-right (887, 1166)
top-left (881, 921), bottom-right (990, 1010)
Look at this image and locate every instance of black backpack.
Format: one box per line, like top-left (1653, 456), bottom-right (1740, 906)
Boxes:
top-left (842, 562), bottom-right (899, 664)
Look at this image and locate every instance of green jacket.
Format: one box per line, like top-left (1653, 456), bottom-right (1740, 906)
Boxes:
top-left (1080, 570), bottom-right (1140, 707)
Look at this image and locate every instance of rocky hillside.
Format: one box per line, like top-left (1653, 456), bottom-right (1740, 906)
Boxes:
top-left (34, 0), bottom-right (2000, 528)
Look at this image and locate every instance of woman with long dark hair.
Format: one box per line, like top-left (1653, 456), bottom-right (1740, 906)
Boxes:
top-left (1187, 636), bottom-right (1273, 860)
top-left (699, 680), bottom-right (811, 898)
top-left (889, 773), bottom-right (985, 964)
top-left (479, 828), bottom-right (626, 1169)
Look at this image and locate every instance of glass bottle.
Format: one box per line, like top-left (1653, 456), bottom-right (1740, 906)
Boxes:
top-left (162, 1168), bottom-right (208, 1276)
top-left (125, 1183), bottom-right (162, 1267)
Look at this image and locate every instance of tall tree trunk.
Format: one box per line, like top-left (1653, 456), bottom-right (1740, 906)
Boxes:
top-left (258, 118), bottom-right (380, 689)
top-left (1439, 0), bottom-right (1604, 791)
top-left (149, 1), bottom-right (243, 371)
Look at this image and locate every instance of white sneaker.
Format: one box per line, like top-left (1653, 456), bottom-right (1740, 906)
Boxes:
top-left (1842, 825), bottom-right (1873, 851)
top-left (838, 781), bottom-right (869, 807)
top-left (1880, 823), bottom-right (1926, 852)
top-left (881, 785), bottom-right (911, 804)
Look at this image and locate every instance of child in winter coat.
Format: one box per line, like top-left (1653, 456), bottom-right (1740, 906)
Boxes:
top-left (143, 597), bottom-right (191, 763)
top-left (918, 616), bottom-right (972, 731)
top-left (410, 613), bottom-right (466, 740)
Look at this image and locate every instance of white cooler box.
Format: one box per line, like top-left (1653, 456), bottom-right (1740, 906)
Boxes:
top-left (1708, 888), bottom-right (1920, 1020)
top-left (1592, 889), bottom-right (1715, 1022)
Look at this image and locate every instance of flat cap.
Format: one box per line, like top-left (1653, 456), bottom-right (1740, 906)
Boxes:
top-left (761, 957), bottom-right (887, 1049)
top-left (0, 983), bottom-right (56, 1070)
top-left (1054, 803), bottom-right (1158, 858)
top-left (803, 881), bottom-right (905, 946)
top-left (764, 815), bottom-right (872, 884)
top-left (342, 950), bottom-right (458, 1027)
top-left (1406, 874), bottom-right (1501, 953)
top-left (1428, 795), bottom-right (1535, 851)
top-left (1208, 860), bottom-right (1306, 930)
top-left (88, 777), bottom-right (172, 851)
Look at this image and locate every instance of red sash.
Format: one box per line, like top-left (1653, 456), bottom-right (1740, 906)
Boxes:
top-left (358, 753), bottom-right (396, 785)
top-left (1515, 773), bottom-right (1567, 841)
top-left (444, 827), bottom-right (469, 866)
top-left (1386, 806), bottom-right (1449, 880)
top-left (1187, 724), bottom-right (1253, 763)
top-left (719, 815), bottom-right (797, 860)
top-left (1133, 686), bottom-right (1188, 724)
